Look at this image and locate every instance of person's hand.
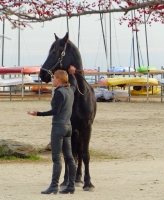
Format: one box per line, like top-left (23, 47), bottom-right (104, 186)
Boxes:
top-left (68, 65), bottom-right (76, 74)
top-left (27, 111), bottom-right (38, 116)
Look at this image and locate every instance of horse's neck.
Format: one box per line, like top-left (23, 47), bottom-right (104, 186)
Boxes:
top-left (70, 43), bottom-right (83, 71)
top-left (73, 55), bottom-right (84, 76)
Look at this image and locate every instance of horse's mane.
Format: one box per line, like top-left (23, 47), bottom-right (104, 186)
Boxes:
top-left (67, 40), bottom-right (83, 71)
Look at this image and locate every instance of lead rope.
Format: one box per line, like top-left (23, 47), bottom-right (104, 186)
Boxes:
top-left (69, 72), bottom-right (84, 95)
top-left (70, 69), bottom-right (91, 96)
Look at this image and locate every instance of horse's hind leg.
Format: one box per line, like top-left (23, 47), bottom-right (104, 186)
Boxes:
top-left (60, 157), bottom-right (83, 188)
top-left (70, 130), bottom-right (83, 186)
top-left (82, 125), bottom-right (95, 191)
top-left (75, 148), bottom-right (83, 187)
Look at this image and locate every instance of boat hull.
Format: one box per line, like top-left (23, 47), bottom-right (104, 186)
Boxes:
top-left (106, 77), bottom-right (158, 86)
top-left (130, 88), bottom-right (161, 95)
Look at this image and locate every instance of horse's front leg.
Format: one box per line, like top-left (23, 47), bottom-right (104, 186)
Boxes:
top-left (82, 126), bottom-right (95, 191)
top-left (70, 129), bottom-right (83, 186)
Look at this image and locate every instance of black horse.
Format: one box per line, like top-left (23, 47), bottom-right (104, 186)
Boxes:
top-left (39, 32), bottom-right (97, 191)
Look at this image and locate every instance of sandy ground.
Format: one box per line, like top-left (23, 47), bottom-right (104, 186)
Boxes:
top-left (1, 101), bottom-right (164, 200)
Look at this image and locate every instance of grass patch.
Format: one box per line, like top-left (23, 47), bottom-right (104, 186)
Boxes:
top-left (0, 146), bottom-right (120, 163)
top-left (0, 154), bottom-right (41, 163)
top-left (27, 154), bottom-right (41, 160)
top-left (89, 149), bottom-right (121, 160)
top-left (0, 155), bottom-right (17, 160)
top-left (37, 147), bottom-right (46, 152)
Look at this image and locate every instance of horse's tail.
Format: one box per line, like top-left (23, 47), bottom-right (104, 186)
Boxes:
top-left (71, 130), bottom-right (79, 164)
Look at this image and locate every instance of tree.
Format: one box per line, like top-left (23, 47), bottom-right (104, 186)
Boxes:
top-left (1, 0), bottom-right (164, 29)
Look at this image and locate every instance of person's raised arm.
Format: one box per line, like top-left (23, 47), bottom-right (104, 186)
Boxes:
top-left (68, 65), bottom-right (76, 93)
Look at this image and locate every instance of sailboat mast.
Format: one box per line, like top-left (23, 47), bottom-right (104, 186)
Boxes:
top-left (66, 0), bottom-right (69, 33)
top-left (100, 13), bottom-right (107, 57)
top-left (1, 19), bottom-right (5, 79)
top-left (134, 11), bottom-right (140, 67)
top-left (144, 13), bottom-right (149, 66)
top-left (131, 11), bottom-right (136, 71)
top-left (18, 4), bottom-right (21, 67)
top-left (104, 4), bottom-right (109, 72)
top-left (78, 16), bottom-right (80, 49)
top-left (109, 12), bottom-right (112, 70)
top-left (18, 26), bottom-right (20, 66)
top-left (66, 17), bottom-right (69, 33)
top-left (100, 11), bottom-right (110, 72)
top-left (1, 18), bottom-right (5, 67)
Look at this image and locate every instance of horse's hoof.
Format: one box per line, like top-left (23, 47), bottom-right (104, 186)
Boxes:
top-left (75, 180), bottom-right (83, 187)
top-left (60, 181), bottom-right (68, 189)
top-left (83, 183), bottom-right (95, 191)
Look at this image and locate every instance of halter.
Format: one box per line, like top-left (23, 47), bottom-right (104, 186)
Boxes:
top-left (41, 41), bottom-right (68, 77)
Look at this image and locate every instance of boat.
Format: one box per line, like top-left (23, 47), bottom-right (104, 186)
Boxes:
top-left (0, 66), bottom-right (41, 91)
top-left (0, 75), bottom-right (34, 91)
top-left (0, 66), bottom-right (41, 74)
top-left (0, 66), bottom-right (24, 74)
top-left (31, 85), bottom-right (50, 93)
top-left (106, 77), bottom-right (158, 86)
top-left (0, 76), bottom-right (34, 86)
top-left (84, 69), bottom-right (98, 73)
top-left (137, 66), bottom-right (156, 72)
top-left (99, 78), bottom-right (106, 85)
top-left (109, 67), bottom-right (135, 72)
top-left (130, 87), bottom-right (161, 95)
top-left (21, 66), bottom-right (41, 74)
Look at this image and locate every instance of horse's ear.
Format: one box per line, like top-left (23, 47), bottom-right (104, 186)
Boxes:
top-left (54, 33), bottom-right (59, 41)
top-left (63, 32), bottom-right (69, 43)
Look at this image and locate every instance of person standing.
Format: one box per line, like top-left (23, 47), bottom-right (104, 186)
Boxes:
top-left (27, 67), bottom-right (76, 194)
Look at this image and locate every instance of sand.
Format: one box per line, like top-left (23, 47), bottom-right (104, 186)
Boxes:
top-left (1, 101), bottom-right (164, 200)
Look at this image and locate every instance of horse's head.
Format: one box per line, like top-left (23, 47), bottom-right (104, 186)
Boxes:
top-left (40, 32), bottom-right (72, 83)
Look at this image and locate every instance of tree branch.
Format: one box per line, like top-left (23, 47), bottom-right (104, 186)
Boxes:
top-left (1, 0), bottom-right (164, 27)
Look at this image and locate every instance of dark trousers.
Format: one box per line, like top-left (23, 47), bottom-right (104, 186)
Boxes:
top-left (50, 123), bottom-right (76, 187)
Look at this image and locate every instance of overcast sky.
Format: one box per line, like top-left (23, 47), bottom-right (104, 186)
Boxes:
top-left (1, 11), bottom-right (164, 72)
